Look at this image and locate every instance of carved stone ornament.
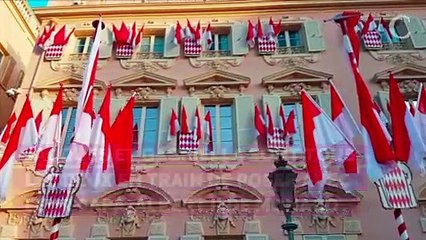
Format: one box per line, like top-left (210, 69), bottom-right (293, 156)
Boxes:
top-left (119, 58), bottom-right (175, 72)
top-left (263, 53), bottom-right (320, 67)
top-left (399, 79), bottom-right (421, 94)
top-left (210, 202), bottom-right (236, 235)
top-left (63, 88), bottom-right (80, 102)
top-left (369, 50), bottom-right (426, 65)
top-left (189, 56), bottom-right (244, 70)
top-left (50, 55), bottom-right (106, 73)
top-left (194, 163), bottom-right (242, 172)
top-left (27, 211), bottom-right (50, 237)
top-left (130, 87), bottom-right (157, 100)
top-left (118, 206), bottom-right (141, 237)
top-left (309, 202), bottom-right (336, 234)
top-left (203, 85), bottom-right (231, 98)
top-left (284, 83), bottom-right (311, 96)
top-left (373, 63), bottom-right (426, 92)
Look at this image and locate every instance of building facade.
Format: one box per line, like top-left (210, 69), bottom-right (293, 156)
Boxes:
top-left (1, 0), bottom-right (426, 239)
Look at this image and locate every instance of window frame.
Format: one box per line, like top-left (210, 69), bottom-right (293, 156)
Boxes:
top-left (202, 26), bottom-right (232, 56)
top-left (73, 36), bottom-right (94, 54)
top-left (138, 28), bottom-right (166, 58)
top-left (132, 105), bottom-right (160, 157)
top-left (374, 18), bottom-right (412, 50)
top-left (276, 23), bottom-right (306, 54)
top-left (202, 103), bottom-right (235, 155)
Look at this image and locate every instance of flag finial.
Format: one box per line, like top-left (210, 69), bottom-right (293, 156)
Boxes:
top-left (92, 19), bottom-right (105, 30)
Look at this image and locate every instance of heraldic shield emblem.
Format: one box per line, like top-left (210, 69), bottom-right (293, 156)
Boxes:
top-left (36, 164), bottom-right (81, 218)
top-left (375, 163), bottom-right (418, 210)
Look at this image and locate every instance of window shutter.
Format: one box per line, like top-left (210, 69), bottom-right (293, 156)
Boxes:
top-left (99, 27), bottom-right (113, 59)
top-left (235, 95), bottom-right (257, 153)
top-left (403, 16), bottom-right (426, 49)
top-left (230, 22), bottom-right (249, 55)
top-left (181, 235), bottom-right (203, 240)
top-left (0, 56), bottom-right (16, 87)
top-left (262, 95), bottom-right (281, 124)
top-left (303, 20), bottom-right (326, 52)
top-left (163, 26), bottom-right (180, 58)
top-left (317, 92), bottom-right (331, 117)
top-left (376, 90), bottom-right (390, 117)
top-left (157, 96), bottom-right (179, 155)
top-left (245, 234), bottom-right (269, 240)
top-left (326, 236), bottom-right (346, 240)
top-left (148, 237), bottom-right (169, 240)
top-left (303, 236), bottom-right (324, 240)
top-left (294, 102), bottom-right (305, 151)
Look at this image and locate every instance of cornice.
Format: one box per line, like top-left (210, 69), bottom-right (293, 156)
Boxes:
top-left (34, 0), bottom-right (426, 21)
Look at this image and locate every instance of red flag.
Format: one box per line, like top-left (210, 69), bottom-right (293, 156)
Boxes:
top-left (36, 86), bottom-right (63, 171)
top-left (0, 112), bottom-right (17, 145)
top-left (266, 104), bottom-right (274, 136)
top-left (204, 111), bottom-right (213, 152)
top-left (53, 25), bottom-right (75, 46)
top-left (36, 25), bottom-right (56, 49)
top-left (256, 18), bottom-right (264, 40)
top-left (409, 102), bottom-right (416, 116)
top-left (185, 19), bottom-right (196, 39)
top-left (415, 85), bottom-right (426, 142)
top-left (174, 21), bottom-right (183, 45)
top-left (35, 110), bottom-right (43, 133)
top-left (195, 21), bottom-right (202, 44)
top-left (194, 108), bottom-right (202, 141)
top-left (181, 106), bottom-right (190, 134)
top-left (112, 22), bottom-right (130, 46)
top-left (204, 23), bottom-right (213, 49)
top-left (168, 108), bottom-right (180, 141)
top-left (335, 11), bottom-right (362, 66)
top-left (360, 13), bottom-right (374, 36)
top-left (254, 105), bottom-right (266, 137)
top-left (285, 109), bottom-right (296, 136)
top-left (246, 20), bottom-right (255, 48)
top-left (133, 24), bottom-right (144, 47)
top-left (111, 96), bottom-right (135, 184)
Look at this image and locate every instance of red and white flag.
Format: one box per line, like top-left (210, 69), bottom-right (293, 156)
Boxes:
top-left (0, 96), bottom-right (38, 200)
top-left (284, 108), bottom-right (297, 137)
top-left (59, 17), bottom-right (103, 188)
top-left (377, 17), bottom-right (392, 41)
top-left (389, 72), bottom-right (426, 173)
top-left (35, 110), bottom-right (43, 133)
top-left (174, 21), bottom-right (184, 45)
top-left (246, 20), bottom-right (256, 48)
top-left (185, 19), bottom-right (196, 39)
top-left (194, 21), bottom-right (202, 44)
top-left (335, 11), bottom-right (362, 66)
top-left (0, 112), bottom-right (17, 145)
top-left (256, 18), bottom-right (264, 41)
top-left (36, 25), bottom-right (56, 49)
top-left (409, 101), bottom-right (416, 116)
top-left (110, 96), bottom-right (135, 184)
top-left (360, 13), bottom-right (375, 37)
top-left (268, 17), bottom-right (281, 41)
top-left (133, 24), bottom-right (144, 47)
top-left (330, 82), bottom-right (360, 173)
top-left (204, 111), bottom-right (213, 152)
top-left (180, 106), bottom-right (190, 134)
top-left (301, 90), bottom-right (350, 187)
top-left (194, 108), bottom-right (202, 143)
top-left (168, 108), bottom-right (180, 141)
top-left (415, 84), bottom-right (426, 141)
top-left (266, 104), bottom-right (275, 140)
top-left (254, 105), bottom-right (266, 137)
top-left (112, 22), bottom-right (130, 47)
top-left (85, 86), bottom-right (116, 190)
top-left (53, 25), bottom-right (75, 46)
top-left (35, 86), bottom-right (63, 172)
top-left (204, 23), bottom-right (213, 49)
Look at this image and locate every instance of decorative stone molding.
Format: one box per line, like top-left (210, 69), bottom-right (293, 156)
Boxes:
top-left (309, 202), bottom-right (337, 234)
top-left (373, 63), bottom-right (426, 94)
top-left (185, 221), bottom-right (204, 235)
top-left (50, 56), bottom-right (106, 73)
top-left (295, 182), bottom-right (362, 203)
top-left (193, 163), bottom-right (242, 172)
top-left (210, 202), bottom-right (236, 235)
top-left (343, 218), bottom-right (362, 234)
top-left (263, 53), bottom-right (320, 67)
top-left (183, 179), bottom-right (264, 206)
top-left (243, 220), bottom-right (262, 234)
top-left (183, 70), bottom-right (250, 99)
top-left (262, 66), bottom-right (332, 96)
top-left (109, 71), bottom-right (177, 101)
top-left (90, 224), bottom-right (110, 237)
top-left (368, 50), bottom-right (426, 64)
top-left (148, 221), bottom-right (167, 236)
top-left (189, 56), bottom-right (244, 70)
top-left (119, 58), bottom-right (175, 72)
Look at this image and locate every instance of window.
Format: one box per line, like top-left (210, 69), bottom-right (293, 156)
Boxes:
top-left (277, 24), bottom-right (305, 54)
top-left (132, 106), bottom-right (159, 157)
top-left (60, 107), bottom-right (77, 157)
top-left (204, 105), bottom-right (234, 155)
top-left (74, 37), bottom-right (94, 54)
top-left (204, 27), bottom-right (231, 56)
top-left (139, 28), bottom-right (165, 58)
top-left (375, 19), bottom-right (411, 49)
top-left (282, 103), bottom-right (303, 153)
top-left (303, 235), bottom-right (345, 240)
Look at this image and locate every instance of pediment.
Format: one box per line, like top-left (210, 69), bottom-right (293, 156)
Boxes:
top-left (184, 70), bottom-right (250, 87)
top-left (296, 182), bottom-right (362, 204)
top-left (90, 182), bottom-right (174, 208)
top-left (183, 179), bottom-right (264, 206)
top-left (262, 67), bottom-right (333, 86)
top-left (110, 71), bottom-right (177, 89)
top-left (0, 189), bottom-right (83, 211)
top-left (34, 73), bottom-right (106, 90)
top-left (374, 63), bottom-right (426, 83)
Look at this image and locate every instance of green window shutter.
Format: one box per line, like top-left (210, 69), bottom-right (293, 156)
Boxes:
top-left (99, 27), bottom-right (113, 59)
top-left (163, 26), bottom-right (180, 58)
top-left (245, 234), bottom-right (269, 240)
top-left (376, 90), bottom-right (390, 117)
top-left (230, 22), bottom-right (249, 55)
top-left (317, 92), bottom-right (331, 117)
top-left (154, 36), bottom-right (165, 54)
top-left (303, 236), bottom-right (324, 240)
top-left (157, 96), bottom-right (179, 155)
top-left (403, 16), bottom-right (426, 49)
top-left (262, 95), bottom-right (281, 125)
top-left (294, 102), bottom-right (305, 151)
top-left (235, 95), bottom-right (257, 153)
top-left (303, 20), bottom-right (326, 52)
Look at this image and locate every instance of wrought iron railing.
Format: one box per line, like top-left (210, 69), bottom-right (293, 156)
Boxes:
top-left (68, 53), bottom-right (90, 61)
top-left (202, 50), bottom-right (232, 58)
top-left (381, 40), bottom-right (412, 51)
top-left (136, 52), bottom-right (164, 59)
top-left (276, 46), bottom-right (306, 55)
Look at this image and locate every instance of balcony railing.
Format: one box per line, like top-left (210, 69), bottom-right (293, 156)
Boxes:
top-left (276, 46), bottom-right (306, 55)
top-left (202, 50), bottom-right (232, 58)
top-left (11, 0), bottom-right (40, 39)
top-left (69, 53), bottom-right (90, 61)
top-left (136, 52), bottom-right (164, 59)
top-left (381, 40), bottom-right (412, 51)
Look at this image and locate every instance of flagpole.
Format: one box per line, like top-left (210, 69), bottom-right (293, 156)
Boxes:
top-left (49, 217), bottom-right (61, 240)
top-left (394, 209), bottom-right (410, 240)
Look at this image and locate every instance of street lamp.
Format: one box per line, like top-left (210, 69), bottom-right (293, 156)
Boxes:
top-left (268, 155), bottom-right (298, 240)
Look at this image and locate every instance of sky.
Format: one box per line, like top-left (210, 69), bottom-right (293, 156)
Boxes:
top-left (28, 0), bottom-right (49, 8)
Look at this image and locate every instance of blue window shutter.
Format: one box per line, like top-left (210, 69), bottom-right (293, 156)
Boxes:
top-left (153, 36), bottom-right (165, 54)
top-left (403, 16), bottom-right (426, 49)
top-left (234, 95), bottom-right (257, 152)
top-left (99, 27), bottom-right (113, 59)
top-left (142, 107), bottom-right (159, 156)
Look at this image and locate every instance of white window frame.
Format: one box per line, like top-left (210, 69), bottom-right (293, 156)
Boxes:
top-left (277, 24), bottom-right (305, 54)
top-left (74, 36), bottom-right (93, 54)
top-left (202, 104), bottom-right (235, 155)
top-left (133, 105), bottom-right (160, 157)
top-left (202, 26), bottom-right (231, 53)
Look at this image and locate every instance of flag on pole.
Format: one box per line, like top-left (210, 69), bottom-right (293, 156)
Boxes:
top-left (204, 111), bottom-right (213, 152)
top-left (389, 72), bottom-right (426, 173)
top-left (204, 23), bottom-right (213, 49)
top-left (285, 109), bottom-right (297, 137)
top-left (256, 18), bottom-right (264, 41)
top-left (360, 13), bottom-right (375, 37)
top-left (254, 105), bottom-right (266, 137)
top-left (174, 21), bottom-right (183, 45)
top-left (246, 20), bottom-right (256, 48)
top-left (35, 110), bottom-right (43, 133)
top-left (267, 17), bottom-right (281, 41)
top-left (168, 108), bottom-right (180, 141)
top-left (336, 11), bottom-right (362, 66)
top-left (85, 86), bottom-right (116, 190)
top-left (112, 22), bottom-right (130, 47)
top-left (0, 112), bottom-right (17, 145)
top-left (185, 19), bottom-right (196, 39)
top-left (194, 108), bottom-right (202, 142)
top-left (195, 21), bottom-right (202, 44)
top-left (266, 104), bottom-right (275, 139)
top-left (180, 106), bottom-right (190, 134)
top-left (133, 24), bottom-right (143, 47)
top-left (36, 25), bottom-right (56, 49)
top-left (0, 96), bottom-right (38, 200)
top-left (415, 84), bottom-right (426, 142)
top-left (35, 86), bottom-right (63, 172)
top-left (110, 96), bottom-right (135, 184)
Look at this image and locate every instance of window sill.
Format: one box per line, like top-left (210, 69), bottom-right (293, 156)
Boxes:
top-left (49, 54), bottom-right (106, 73)
top-left (189, 54), bottom-right (244, 70)
top-left (119, 54), bottom-right (175, 72)
top-left (368, 48), bottom-right (426, 64)
top-left (263, 52), bottom-right (321, 67)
